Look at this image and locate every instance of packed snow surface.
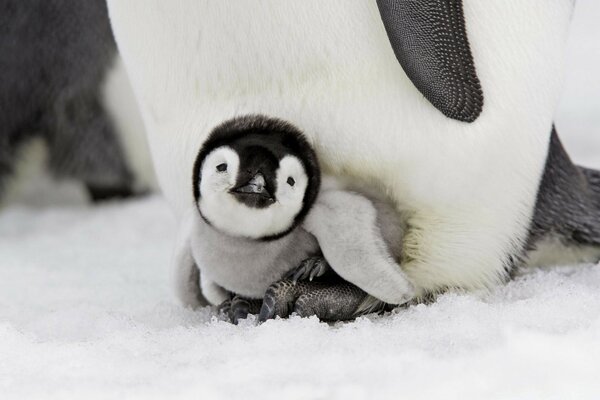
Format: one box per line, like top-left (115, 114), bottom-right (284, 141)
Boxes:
top-left (2, 196), bottom-right (600, 400)
top-left (1, 2), bottom-right (600, 399)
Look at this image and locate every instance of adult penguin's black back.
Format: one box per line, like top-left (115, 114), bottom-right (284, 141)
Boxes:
top-left (0, 0), bottom-right (135, 202)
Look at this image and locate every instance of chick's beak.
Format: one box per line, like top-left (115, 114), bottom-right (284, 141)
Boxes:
top-left (232, 173), bottom-right (273, 200)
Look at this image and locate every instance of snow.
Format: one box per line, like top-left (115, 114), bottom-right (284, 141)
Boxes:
top-left (2, 198), bottom-right (600, 399)
top-left (1, 2), bottom-right (600, 399)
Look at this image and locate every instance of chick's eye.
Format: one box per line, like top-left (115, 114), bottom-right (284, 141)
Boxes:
top-left (287, 177), bottom-right (295, 187)
top-left (216, 163), bottom-right (227, 172)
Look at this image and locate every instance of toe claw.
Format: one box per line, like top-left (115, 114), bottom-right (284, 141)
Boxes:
top-left (291, 268), bottom-right (305, 284)
top-left (286, 260), bottom-right (310, 283)
top-left (308, 258), bottom-right (329, 281)
top-left (258, 290), bottom-right (276, 323)
top-left (289, 256), bottom-right (329, 283)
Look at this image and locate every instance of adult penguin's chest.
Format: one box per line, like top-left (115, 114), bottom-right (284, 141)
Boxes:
top-left (117, 0), bottom-right (571, 216)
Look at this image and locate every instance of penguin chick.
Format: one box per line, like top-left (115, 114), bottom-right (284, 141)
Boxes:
top-left (186, 115), bottom-right (414, 322)
top-left (190, 115), bottom-right (322, 306)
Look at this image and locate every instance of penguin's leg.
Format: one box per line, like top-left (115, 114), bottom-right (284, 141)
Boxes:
top-left (44, 89), bottom-right (137, 202)
top-left (258, 277), bottom-right (387, 323)
top-left (285, 255), bottom-right (330, 282)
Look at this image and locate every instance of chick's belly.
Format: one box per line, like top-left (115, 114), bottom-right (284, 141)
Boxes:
top-left (198, 251), bottom-right (296, 299)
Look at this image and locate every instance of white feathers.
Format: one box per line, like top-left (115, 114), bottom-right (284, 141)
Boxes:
top-left (101, 56), bottom-right (157, 191)
top-left (274, 155), bottom-right (309, 209)
top-left (199, 147), bottom-right (240, 196)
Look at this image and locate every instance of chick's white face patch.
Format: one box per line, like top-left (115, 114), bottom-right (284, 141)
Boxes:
top-left (275, 155), bottom-right (308, 210)
top-left (198, 149), bottom-right (310, 239)
top-left (199, 147), bottom-right (240, 196)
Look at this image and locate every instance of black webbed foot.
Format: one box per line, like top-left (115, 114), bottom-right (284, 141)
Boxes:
top-left (293, 283), bottom-right (380, 320)
top-left (258, 279), bottom-right (300, 322)
top-left (258, 277), bottom-right (388, 323)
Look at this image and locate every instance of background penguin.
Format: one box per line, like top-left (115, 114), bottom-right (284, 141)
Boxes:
top-left (0, 0), bottom-right (153, 205)
top-left (178, 115), bottom-right (413, 322)
top-left (108, 1), bottom-right (595, 304)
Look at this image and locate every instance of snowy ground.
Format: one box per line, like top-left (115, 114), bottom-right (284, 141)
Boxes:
top-left (2, 197), bottom-right (600, 399)
top-left (1, 2), bottom-right (600, 399)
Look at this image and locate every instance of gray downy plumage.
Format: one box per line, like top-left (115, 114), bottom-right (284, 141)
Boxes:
top-left (190, 212), bottom-right (322, 300)
top-left (256, 182), bottom-right (407, 323)
top-left (195, 187), bottom-right (404, 324)
top-left (196, 197), bottom-right (401, 324)
top-left (0, 0), bottom-right (135, 201)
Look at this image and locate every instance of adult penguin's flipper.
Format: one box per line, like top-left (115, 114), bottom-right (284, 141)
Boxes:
top-left (376, 0), bottom-right (484, 122)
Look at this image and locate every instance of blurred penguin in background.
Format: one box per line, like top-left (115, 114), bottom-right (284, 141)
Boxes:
top-left (0, 0), bottom-right (154, 206)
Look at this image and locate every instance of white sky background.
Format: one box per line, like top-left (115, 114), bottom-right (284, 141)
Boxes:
top-left (556, 0), bottom-right (600, 169)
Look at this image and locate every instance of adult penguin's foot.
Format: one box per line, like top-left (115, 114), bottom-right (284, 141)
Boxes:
top-left (258, 277), bottom-right (389, 323)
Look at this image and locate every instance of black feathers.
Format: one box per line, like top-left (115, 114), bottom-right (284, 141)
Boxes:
top-left (529, 127), bottom-right (600, 249)
top-left (377, 0), bottom-right (484, 123)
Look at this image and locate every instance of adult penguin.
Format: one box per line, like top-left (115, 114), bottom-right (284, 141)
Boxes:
top-left (108, 1), bottom-right (592, 306)
top-left (0, 0), bottom-right (153, 203)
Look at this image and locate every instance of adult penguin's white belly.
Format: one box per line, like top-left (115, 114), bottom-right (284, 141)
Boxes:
top-left (108, 1), bottom-right (573, 297)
